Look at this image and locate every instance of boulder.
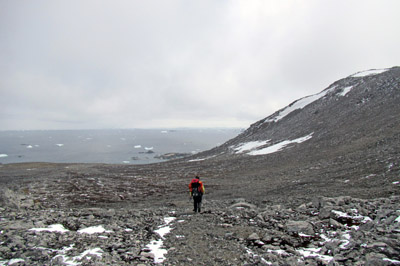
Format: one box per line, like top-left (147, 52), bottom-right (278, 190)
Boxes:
top-left (318, 207), bottom-right (332, 219)
top-left (285, 220), bottom-right (314, 236)
top-left (247, 233), bottom-right (260, 241)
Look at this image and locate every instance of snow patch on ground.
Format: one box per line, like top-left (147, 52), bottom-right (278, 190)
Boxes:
top-left (331, 210), bottom-right (372, 223)
top-left (146, 217), bottom-right (176, 264)
top-left (383, 258), bottom-right (400, 264)
top-left (246, 247), bottom-right (272, 265)
top-left (265, 87), bottom-right (335, 123)
top-left (3, 258), bottom-right (25, 265)
top-left (297, 248), bottom-right (333, 263)
top-left (25, 225), bottom-right (107, 265)
top-left (188, 155), bottom-right (217, 162)
top-left (78, 225), bottom-right (112, 234)
top-left (53, 248), bottom-right (103, 266)
top-left (30, 224), bottom-right (69, 233)
top-left (232, 140), bottom-right (270, 153)
top-left (351, 68), bottom-right (388, 77)
top-left (338, 86), bottom-right (353, 96)
top-left (248, 133), bottom-right (313, 156)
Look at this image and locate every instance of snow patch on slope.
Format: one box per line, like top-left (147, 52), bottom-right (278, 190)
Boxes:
top-left (232, 140), bottom-right (270, 153)
top-left (265, 87), bottom-right (335, 123)
top-left (248, 133), bottom-right (313, 156)
top-left (338, 86), bottom-right (353, 97)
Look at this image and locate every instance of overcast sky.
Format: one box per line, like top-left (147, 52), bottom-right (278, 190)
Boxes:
top-left (1, 0), bottom-right (399, 130)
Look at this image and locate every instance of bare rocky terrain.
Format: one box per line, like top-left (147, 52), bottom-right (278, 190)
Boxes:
top-left (1, 67), bottom-right (399, 265)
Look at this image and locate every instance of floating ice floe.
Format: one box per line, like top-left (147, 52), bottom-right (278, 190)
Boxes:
top-left (122, 161), bottom-right (130, 164)
top-left (0, 154), bottom-right (8, 158)
top-left (351, 68), bottom-right (388, 78)
top-left (161, 131), bottom-right (168, 134)
top-left (27, 145), bottom-right (33, 149)
top-left (248, 133), bottom-right (313, 156)
top-left (134, 145), bottom-right (142, 149)
top-left (145, 147), bottom-right (154, 150)
top-left (56, 144), bottom-right (64, 147)
top-left (30, 224), bottom-right (69, 233)
top-left (77, 225), bottom-right (112, 235)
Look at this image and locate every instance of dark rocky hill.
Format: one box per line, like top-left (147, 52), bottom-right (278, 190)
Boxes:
top-left (198, 67), bottom-right (400, 160)
top-left (177, 66), bottom-right (400, 201)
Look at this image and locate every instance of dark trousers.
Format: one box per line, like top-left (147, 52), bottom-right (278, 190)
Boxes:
top-left (193, 196), bottom-right (202, 212)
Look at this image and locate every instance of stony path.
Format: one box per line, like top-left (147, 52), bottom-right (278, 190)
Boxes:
top-left (152, 200), bottom-right (279, 265)
top-left (163, 210), bottom-right (246, 265)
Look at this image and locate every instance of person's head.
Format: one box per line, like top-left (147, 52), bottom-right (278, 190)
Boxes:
top-left (195, 175), bottom-right (200, 180)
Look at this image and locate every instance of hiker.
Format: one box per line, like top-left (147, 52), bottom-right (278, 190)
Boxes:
top-left (189, 176), bottom-right (205, 213)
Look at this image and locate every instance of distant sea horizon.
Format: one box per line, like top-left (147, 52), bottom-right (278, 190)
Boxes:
top-left (0, 128), bottom-right (242, 165)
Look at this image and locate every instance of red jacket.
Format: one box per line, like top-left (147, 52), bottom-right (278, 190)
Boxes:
top-left (189, 178), bottom-right (205, 194)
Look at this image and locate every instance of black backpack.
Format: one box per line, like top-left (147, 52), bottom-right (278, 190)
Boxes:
top-left (191, 181), bottom-right (201, 197)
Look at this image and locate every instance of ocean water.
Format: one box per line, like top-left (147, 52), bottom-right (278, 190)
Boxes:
top-left (0, 128), bottom-right (241, 165)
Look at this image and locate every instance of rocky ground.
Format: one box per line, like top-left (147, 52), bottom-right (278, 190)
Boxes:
top-left (0, 161), bottom-right (400, 265)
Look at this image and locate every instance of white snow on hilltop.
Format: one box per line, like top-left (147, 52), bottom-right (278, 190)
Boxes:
top-left (247, 133), bottom-right (313, 156)
top-left (351, 68), bottom-right (388, 78)
top-left (265, 87), bottom-right (335, 123)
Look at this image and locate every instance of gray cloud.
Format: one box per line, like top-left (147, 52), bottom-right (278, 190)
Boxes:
top-left (1, 0), bottom-right (399, 130)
